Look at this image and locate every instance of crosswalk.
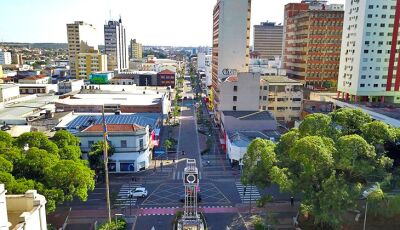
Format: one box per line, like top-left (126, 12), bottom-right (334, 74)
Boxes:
top-left (235, 182), bottom-right (261, 204)
top-left (115, 183), bottom-right (141, 206)
top-left (173, 171), bottom-right (202, 180)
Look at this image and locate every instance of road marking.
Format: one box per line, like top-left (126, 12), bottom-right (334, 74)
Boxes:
top-left (235, 182), bottom-right (261, 204)
top-left (115, 183), bottom-right (141, 206)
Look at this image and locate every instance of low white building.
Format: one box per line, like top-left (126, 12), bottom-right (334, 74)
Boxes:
top-left (0, 184), bottom-right (47, 230)
top-left (77, 123), bottom-right (151, 172)
top-left (0, 84), bottom-right (20, 102)
top-left (226, 130), bottom-right (280, 165)
top-left (249, 58), bottom-right (286, 76)
top-left (17, 84), bottom-right (58, 94)
top-left (57, 79), bottom-right (84, 94)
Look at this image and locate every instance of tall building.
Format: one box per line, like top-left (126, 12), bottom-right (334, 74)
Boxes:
top-left (67, 21), bottom-right (98, 78)
top-left (253, 22), bottom-right (283, 60)
top-left (130, 39), bottom-right (143, 59)
top-left (338, 0), bottom-right (400, 104)
top-left (76, 53), bottom-right (107, 79)
top-left (104, 18), bottom-right (129, 72)
top-left (283, 1), bottom-right (344, 89)
top-left (0, 51), bottom-right (11, 65)
top-left (11, 53), bottom-right (23, 65)
top-left (211, 0), bottom-right (251, 116)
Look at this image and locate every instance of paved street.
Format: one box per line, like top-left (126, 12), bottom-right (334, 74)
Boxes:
top-left (51, 76), bottom-right (298, 230)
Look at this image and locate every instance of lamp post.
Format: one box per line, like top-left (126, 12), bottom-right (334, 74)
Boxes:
top-left (363, 201), bottom-right (368, 230)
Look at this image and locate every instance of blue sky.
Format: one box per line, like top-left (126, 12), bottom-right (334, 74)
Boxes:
top-left (0, 0), bottom-right (345, 46)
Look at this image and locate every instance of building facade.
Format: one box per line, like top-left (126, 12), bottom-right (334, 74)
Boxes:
top-left (76, 53), bottom-right (107, 80)
top-left (11, 54), bottom-right (23, 65)
top-left (104, 19), bottom-right (129, 72)
top-left (77, 124), bottom-right (151, 172)
top-left (259, 76), bottom-right (303, 123)
top-left (0, 51), bottom-right (12, 65)
top-left (337, 0), bottom-right (400, 104)
top-left (57, 79), bottom-right (85, 94)
top-left (157, 69), bottom-right (176, 88)
top-left (19, 75), bottom-right (50, 84)
top-left (0, 184), bottom-right (47, 230)
top-left (130, 39), bottom-right (143, 59)
top-left (253, 22), bottom-right (284, 60)
top-left (283, 1), bottom-right (344, 89)
top-left (66, 21), bottom-right (98, 78)
top-left (211, 0), bottom-right (251, 113)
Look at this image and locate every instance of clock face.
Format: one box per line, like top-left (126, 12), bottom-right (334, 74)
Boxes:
top-left (184, 173), bottom-right (198, 184)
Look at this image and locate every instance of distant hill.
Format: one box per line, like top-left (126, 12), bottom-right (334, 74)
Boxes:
top-left (0, 42), bottom-right (68, 49)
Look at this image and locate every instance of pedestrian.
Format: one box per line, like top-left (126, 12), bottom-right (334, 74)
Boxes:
top-left (290, 196), bottom-right (294, 207)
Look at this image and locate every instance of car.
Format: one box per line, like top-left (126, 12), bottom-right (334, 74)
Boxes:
top-left (179, 193), bottom-right (202, 203)
top-left (361, 185), bottom-right (380, 199)
top-left (130, 187), bottom-right (148, 198)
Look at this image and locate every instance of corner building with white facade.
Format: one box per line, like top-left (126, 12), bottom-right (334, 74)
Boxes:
top-left (338, 0), bottom-right (400, 104)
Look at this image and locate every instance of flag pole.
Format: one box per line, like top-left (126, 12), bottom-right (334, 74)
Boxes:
top-left (102, 105), bottom-right (112, 223)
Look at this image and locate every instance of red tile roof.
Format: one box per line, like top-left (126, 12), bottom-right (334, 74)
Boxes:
top-left (225, 75), bottom-right (238, 82)
top-left (23, 74), bottom-right (48, 80)
top-left (82, 124), bottom-right (144, 133)
top-left (158, 69), bottom-right (175, 75)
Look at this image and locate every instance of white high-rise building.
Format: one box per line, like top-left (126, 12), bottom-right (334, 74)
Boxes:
top-left (211, 0), bottom-right (251, 115)
top-left (67, 21), bottom-right (98, 78)
top-left (104, 18), bottom-right (129, 72)
top-left (338, 0), bottom-right (400, 104)
top-left (0, 51), bottom-right (12, 65)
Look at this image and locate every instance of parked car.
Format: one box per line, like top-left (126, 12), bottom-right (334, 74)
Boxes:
top-left (130, 187), bottom-right (148, 198)
top-left (179, 193), bottom-right (202, 203)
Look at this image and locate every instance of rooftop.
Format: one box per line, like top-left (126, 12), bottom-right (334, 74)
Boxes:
top-left (22, 74), bottom-right (48, 80)
top-left (222, 111), bottom-right (275, 121)
top-left (57, 113), bottom-right (161, 132)
top-left (261, 76), bottom-right (301, 84)
top-left (227, 130), bottom-right (281, 147)
top-left (158, 69), bottom-right (176, 75)
top-left (57, 93), bottom-right (164, 106)
top-left (82, 124), bottom-right (144, 133)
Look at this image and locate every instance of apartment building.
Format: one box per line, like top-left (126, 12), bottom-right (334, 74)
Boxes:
top-left (253, 22), bottom-right (283, 60)
top-left (338, 0), bottom-right (400, 104)
top-left (283, 1), bottom-right (344, 89)
top-left (76, 53), bottom-right (107, 80)
top-left (259, 76), bottom-right (303, 122)
top-left (0, 51), bottom-right (11, 65)
top-left (12, 54), bottom-right (23, 65)
top-left (104, 19), bottom-right (129, 72)
top-left (130, 39), bottom-right (143, 59)
top-left (211, 0), bottom-right (251, 115)
top-left (67, 21), bottom-right (98, 78)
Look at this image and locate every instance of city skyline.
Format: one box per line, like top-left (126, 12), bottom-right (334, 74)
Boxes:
top-left (0, 0), bottom-right (345, 46)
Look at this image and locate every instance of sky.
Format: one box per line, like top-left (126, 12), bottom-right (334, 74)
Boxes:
top-left (0, 0), bottom-right (345, 46)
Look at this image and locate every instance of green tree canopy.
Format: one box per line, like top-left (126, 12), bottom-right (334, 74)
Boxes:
top-left (58, 145), bottom-right (82, 160)
top-left (52, 130), bottom-right (80, 148)
top-left (15, 132), bottom-right (59, 155)
top-left (330, 108), bottom-right (372, 135)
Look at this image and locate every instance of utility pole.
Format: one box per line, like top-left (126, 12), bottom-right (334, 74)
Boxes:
top-left (102, 105), bottom-right (112, 223)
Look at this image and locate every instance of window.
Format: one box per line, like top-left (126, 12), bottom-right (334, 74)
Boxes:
top-left (364, 50), bottom-right (369, 53)
top-left (367, 23), bottom-right (372, 27)
top-left (88, 141), bottom-right (94, 148)
top-left (233, 86), bottom-right (237, 91)
top-left (292, 98), bottom-right (302, 102)
top-left (139, 139), bottom-right (144, 149)
top-left (361, 75), bottom-right (366, 79)
top-left (368, 5), bottom-right (373, 9)
top-left (263, 86), bottom-right (268, 90)
top-left (267, 107), bottom-right (274, 110)
top-left (382, 84), bottom-right (387, 87)
top-left (121, 140), bottom-right (127, 148)
top-left (233, 96), bottom-right (237, 101)
top-left (360, 84), bottom-right (365, 87)
top-left (262, 106), bottom-right (266, 110)
top-left (277, 98), bottom-right (285, 102)
top-left (233, 106), bottom-right (237, 111)
top-left (268, 98), bottom-right (275, 102)
top-left (373, 84), bottom-right (378, 88)
top-left (263, 96), bottom-right (267, 101)
top-left (291, 107), bottom-right (301, 111)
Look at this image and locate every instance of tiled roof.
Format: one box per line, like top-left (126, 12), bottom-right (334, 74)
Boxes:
top-left (158, 69), bottom-right (175, 75)
top-left (224, 75), bottom-right (238, 82)
top-left (82, 124), bottom-right (144, 133)
top-left (23, 74), bottom-right (48, 80)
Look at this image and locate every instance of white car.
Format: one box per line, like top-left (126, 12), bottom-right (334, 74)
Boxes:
top-left (130, 187), bottom-right (148, 198)
top-left (362, 185), bottom-right (379, 199)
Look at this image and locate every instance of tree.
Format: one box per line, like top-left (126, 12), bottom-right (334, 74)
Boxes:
top-left (242, 109), bottom-right (400, 228)
top-left (0, 156), bottom-right (13, 173)
top-left (15, 132), bottom-right (59, 155)
top-left (330, 108), bottom-right (372, 135)
top-left (242, 138), bottom-right (288, 189)
top-left (58, 145), bottom-right (82, 160)
top-left (88, 140), bottom-right (114, 170)
top-left (45, 160), bottom-right (95, 202)
top-left (0, 131), bottom-right (14, 148)
top-left (163, 139), bottom-right (173, 156)
top-left (52, 130), bottom-right (80, 148)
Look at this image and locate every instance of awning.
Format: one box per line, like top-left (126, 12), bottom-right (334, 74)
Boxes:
top-left (154, 128), bottom-right (161, 136)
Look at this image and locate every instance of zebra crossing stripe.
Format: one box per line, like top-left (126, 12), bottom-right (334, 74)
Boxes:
top-left (235, 182), bottom-right (261, 203)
